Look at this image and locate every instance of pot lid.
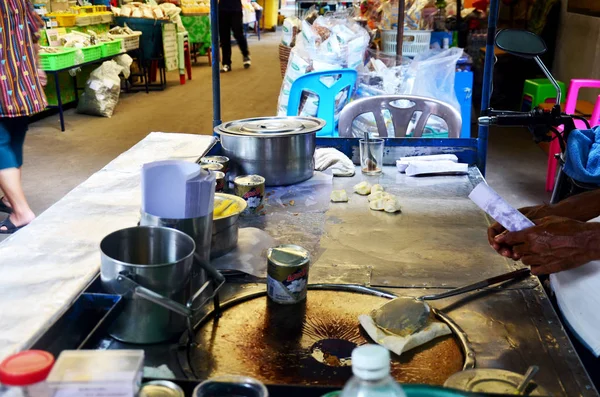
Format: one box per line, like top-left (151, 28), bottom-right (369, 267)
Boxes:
top-left (216, 116), bottom-right (326, 137)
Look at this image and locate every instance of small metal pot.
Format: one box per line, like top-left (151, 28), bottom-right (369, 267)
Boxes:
top-left (211, 193), bottom-right (247, 259)
top-left (100, 226), bottom-right (196, 344)
top-left (215, 117), bottom-right (326, 186)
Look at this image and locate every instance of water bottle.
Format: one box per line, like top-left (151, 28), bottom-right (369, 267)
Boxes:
top-left (341, 345), bottom-right (407, 397)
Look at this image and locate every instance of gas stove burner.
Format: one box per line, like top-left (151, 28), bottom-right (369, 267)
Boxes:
top-left (310, 339), bottom-right (356, 367)
top-left (179, 287), bottom-right (473, 387)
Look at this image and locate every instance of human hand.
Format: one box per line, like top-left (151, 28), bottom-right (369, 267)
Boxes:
top-left (495, 216), bottom-right (600, 275)
top-left (487, 204), bottom-right (552, 257)
top-left (38, 69), bottom-right (47, 87)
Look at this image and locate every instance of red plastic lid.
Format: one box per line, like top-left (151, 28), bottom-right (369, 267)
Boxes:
top-left (0, 350), bottom-right (55, 386)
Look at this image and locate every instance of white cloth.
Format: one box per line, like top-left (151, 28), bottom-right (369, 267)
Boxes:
top-left (359, 314), bottom-right (451, 356)
top-left (314, 148), bottom-right (355, 177)
top-left (405, 161), bottom-right (468, 177)
top-left (396, 154), bottom-right (458, 173)
top-left (551, 260), bottom-right (600, 356)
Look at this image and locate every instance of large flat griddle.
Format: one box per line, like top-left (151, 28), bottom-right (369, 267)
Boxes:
top-left (180, 289), bottom-right (473, 387)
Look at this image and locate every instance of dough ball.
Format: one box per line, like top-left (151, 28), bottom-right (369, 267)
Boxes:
top-left (369, 198), bottom-right (386, 211)
top-left (330, 189), bottom-right (349, 202)
top-left (368, 191), bottom-right (393, 202)
top-left (383, 197), bottom-right (402, 213)
top-left (353, 181), bottom-right (372, 195)
top-left (372, 184), bottom-right (384, 194)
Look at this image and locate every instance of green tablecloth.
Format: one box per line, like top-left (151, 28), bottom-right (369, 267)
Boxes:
top-left (181, 15), bottom-right (211, 55)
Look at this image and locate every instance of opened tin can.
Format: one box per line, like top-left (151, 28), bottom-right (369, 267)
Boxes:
top-left (234, 175), bottom-right (265, 214)
top-left (214, 171), bottom-right (225, 192)
top-left (201, 156), bottom-right (230, 174)
top-left (201, 163), bottom-right (224, 173)
top-left (267, 244), bottom-right (310, 304)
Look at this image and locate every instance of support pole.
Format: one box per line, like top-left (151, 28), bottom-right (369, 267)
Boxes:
top-left (395, 0), bottom-right (405, 64)
top-left (477, 0), bottom-right (500, 175)
top-left (210, 0), bottom-right (222, 128)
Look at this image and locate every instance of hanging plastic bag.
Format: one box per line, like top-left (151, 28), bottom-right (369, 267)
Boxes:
top-left (77, 60), bottom-right (123, 118)
top-left (400, 47), bottom-right (463, 112)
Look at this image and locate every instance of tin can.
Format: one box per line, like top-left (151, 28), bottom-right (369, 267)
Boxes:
top-left (234, 175), bottom-right (265, 214)
top-left (140, 380), bottom-right (184, 397)
top-left (267, 244), bottom-right (310, 304)
top-left (201, 163), bottom-right (224, 172)
top-left (214, 171), bottom-right (225, 192)
top-left (201, 156), bottom-right (230, 174)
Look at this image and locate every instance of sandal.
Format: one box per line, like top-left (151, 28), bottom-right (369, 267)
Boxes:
top-left (0, 198), bottom-right (12, 214)
top-left (0, 217), bottom-right (25, 234)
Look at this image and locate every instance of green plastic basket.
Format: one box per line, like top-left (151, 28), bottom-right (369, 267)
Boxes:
top-left (101, 39), bottom-right (123, 57)
top-left (79, 44), bottom-right (103, 63)
top-left (39, 47), bottom-right (77, 71)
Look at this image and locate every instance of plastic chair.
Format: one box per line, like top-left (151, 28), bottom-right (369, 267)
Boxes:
top-left (287, 69), bottom-right (358, 137)
top-left (546, 79), bottom-right (600, 192)
top-left (338, 95), bottom-right (462, 138)
top-left (522, 78), bottom-right (567, 111)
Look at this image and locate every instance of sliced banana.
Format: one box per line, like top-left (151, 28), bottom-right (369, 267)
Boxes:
top-left (330, 189), bottom-right (349, 202)
top-left (353, 181), bottom-right (372, 195)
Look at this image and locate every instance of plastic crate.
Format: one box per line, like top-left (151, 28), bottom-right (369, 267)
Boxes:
top-left (93, 5), bottom-right (107, 12)
top-left (80, 44), bottom-right (103, 63)
top-left (55, 13), bottom-right (76, 27)
top-left (381, 29), bottom-right (431, 57)
top-left (89, 13), bottom-right (103, 24)
top-left (110, 31), bottom-right (141, 51)
top-left (75, 14), bottom-right (92, 26)
top-left (101, 39), bottom-right (123, 57)
top-left (39, 47), bottom-right (77, 71)
top-left (99, 12), bottom-right (112, 23)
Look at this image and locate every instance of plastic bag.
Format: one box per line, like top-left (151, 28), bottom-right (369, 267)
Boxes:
top-left (400, 47), bottom-right (463, 112)
top-left (114, 54), bottom-right (133, 79)
top-left (77, 61), bottom-right (123, 118)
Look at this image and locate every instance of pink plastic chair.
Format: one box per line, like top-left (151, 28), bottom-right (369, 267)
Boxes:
top-left (546, 79), bottom-right (600, 192)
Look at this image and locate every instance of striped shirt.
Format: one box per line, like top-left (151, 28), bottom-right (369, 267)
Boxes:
top-left (0, 0), bottom-right (47, 117)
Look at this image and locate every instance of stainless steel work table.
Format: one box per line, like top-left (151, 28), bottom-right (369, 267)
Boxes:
top-left (233, 165), bottom-right (597, 396)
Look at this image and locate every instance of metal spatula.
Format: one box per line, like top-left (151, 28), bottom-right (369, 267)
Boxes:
top-left (372, 268), bottom-right (530, 336)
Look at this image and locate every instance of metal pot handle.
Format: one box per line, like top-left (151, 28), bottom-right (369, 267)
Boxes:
top-left (116, 273), bottom-right (192, 318)
top-left (187, 253), bottom-right (225, 313)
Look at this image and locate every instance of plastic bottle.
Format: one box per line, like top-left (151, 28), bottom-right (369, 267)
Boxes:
top-left (341, 345), bottom-right (406, 397)
top-left (0, 350), bottom-right (54, 397)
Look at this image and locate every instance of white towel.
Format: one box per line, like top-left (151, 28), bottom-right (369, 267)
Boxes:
top-left (396, 154), bottom-right (458, 173)
top-left (405, 161), bottom-right (468, 177)
top-left (314, 148), bottom-right (355, 177)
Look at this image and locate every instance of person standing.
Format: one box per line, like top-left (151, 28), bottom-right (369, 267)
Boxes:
top-left (218, 0), bottom-right (251, 72)
top-left (0, 0), bottom-right (47, 233)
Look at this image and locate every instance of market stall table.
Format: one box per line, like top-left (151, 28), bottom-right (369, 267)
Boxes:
top-left (43, 52), bottom-right (125, 132)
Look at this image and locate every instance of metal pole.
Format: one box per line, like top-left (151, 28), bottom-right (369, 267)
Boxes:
top-left (477, 0), bottom-right (500, 176)
top-left (210, 0), bottom-right (222, 129)
top-left (395, 0), bottom-right (404, 63)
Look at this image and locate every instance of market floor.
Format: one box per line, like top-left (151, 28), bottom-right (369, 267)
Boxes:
top-left (0, 32), bottom-right (550, 241)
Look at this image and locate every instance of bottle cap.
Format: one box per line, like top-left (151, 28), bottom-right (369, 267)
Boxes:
top-left (351, 345), bottom-right (390, 380)
top-left (0, 350), bottom-right (55, 386)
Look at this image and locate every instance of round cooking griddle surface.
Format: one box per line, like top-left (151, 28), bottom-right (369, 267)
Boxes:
top-left (185, 290), bottom-right (465, 386)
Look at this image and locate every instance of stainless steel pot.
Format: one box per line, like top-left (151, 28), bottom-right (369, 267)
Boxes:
top-left (140, 212), bottom-right (212, 297)
top-left (101, 226), bottom-right (196, 344)
top-left (211, 193), bottom-right (247, 259)
top-left (215, 117), bottom-right (326, 186)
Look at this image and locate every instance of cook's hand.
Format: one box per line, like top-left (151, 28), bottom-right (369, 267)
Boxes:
top-left (495, 216), bottom-right (600, 275)
top-left (487, 204), bottom-right (552, 257)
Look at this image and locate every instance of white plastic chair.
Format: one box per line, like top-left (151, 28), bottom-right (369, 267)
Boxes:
top-left (338, 95), bottom-right (462, 138)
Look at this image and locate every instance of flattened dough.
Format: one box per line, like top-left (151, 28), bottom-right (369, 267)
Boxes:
top-left (359, 314), bottom-right (452, 356)
top-left (353, 181), bottom-right (372, 195)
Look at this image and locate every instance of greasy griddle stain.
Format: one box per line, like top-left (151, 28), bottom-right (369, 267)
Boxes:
top-left (189, 291), bottom-right (464, 386)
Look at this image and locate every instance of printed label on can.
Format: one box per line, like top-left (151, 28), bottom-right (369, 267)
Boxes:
top-left (267, 263), bottom-right (308, 304)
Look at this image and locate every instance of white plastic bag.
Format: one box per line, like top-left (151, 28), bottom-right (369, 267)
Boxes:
top-left (77, 60), bottom-right (123, 118)
top-left (400, 47), bottom-right (463, 112)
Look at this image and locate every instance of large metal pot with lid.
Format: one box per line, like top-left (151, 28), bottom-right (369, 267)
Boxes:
top-left (215, 116), bottom-right (326, 186)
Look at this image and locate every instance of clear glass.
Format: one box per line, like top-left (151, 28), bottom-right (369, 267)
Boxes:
top-left (193, 375), bottom-right (268, 397)
top-left (359, 138), bottom-right (384, 175)
top-left (340, 375), bottom-right (406, 397)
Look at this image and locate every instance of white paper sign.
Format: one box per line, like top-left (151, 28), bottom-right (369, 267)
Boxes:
top-left (468, 182), bottom-right (534, 232)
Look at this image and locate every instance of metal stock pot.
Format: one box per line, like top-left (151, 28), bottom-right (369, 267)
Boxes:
top-left (215, 116), bottom-right (326, 186)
